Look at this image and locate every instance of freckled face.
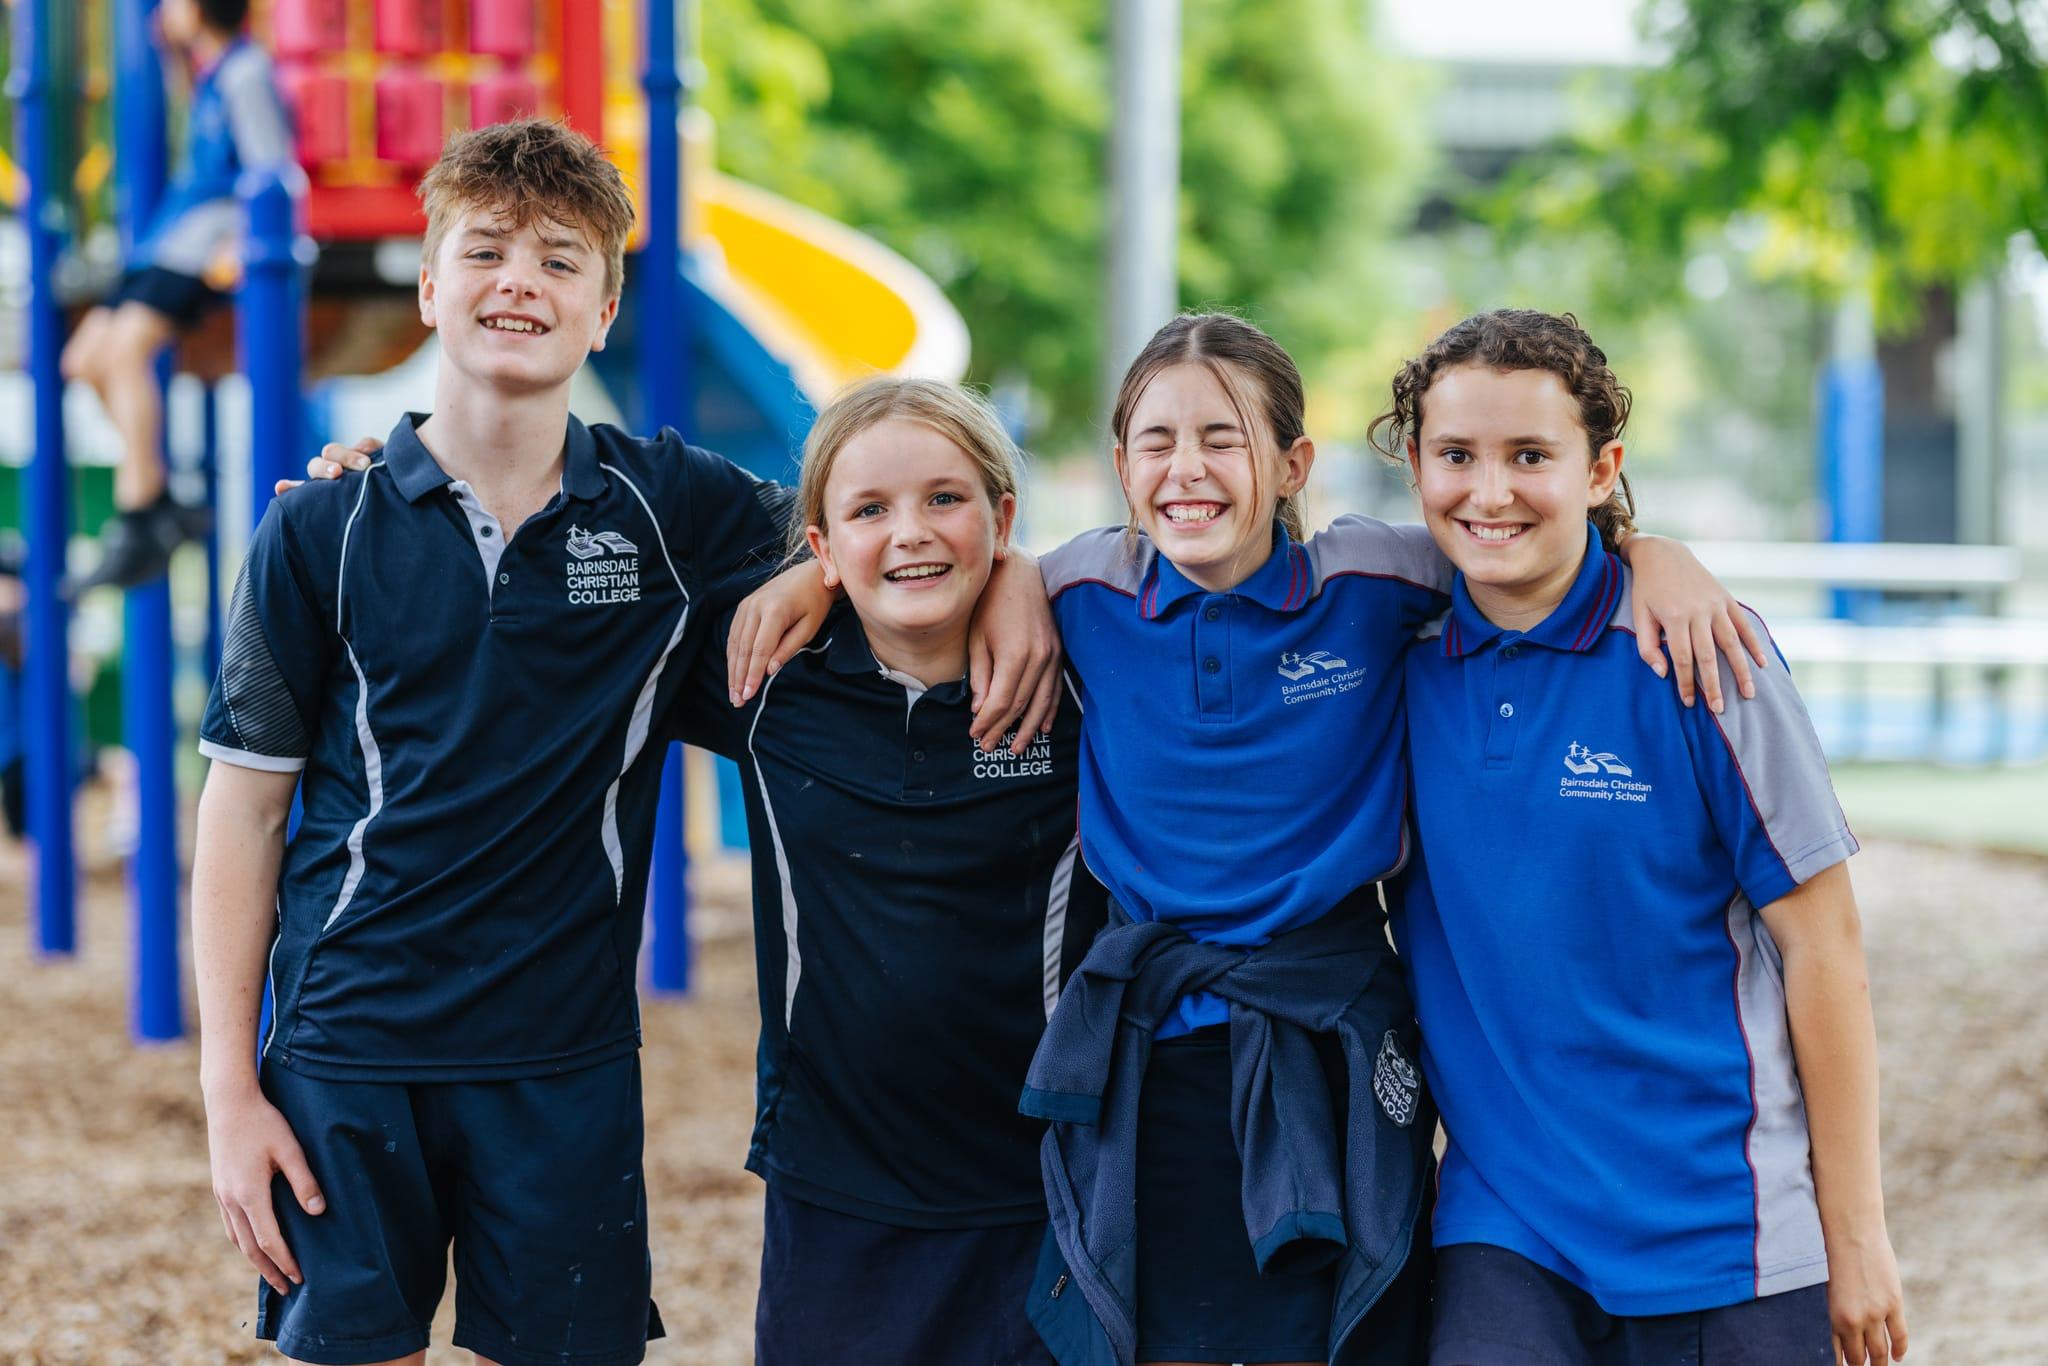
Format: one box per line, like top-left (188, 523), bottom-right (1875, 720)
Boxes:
top-left (1115, 362), bottom-right (1312, 593)
top-left (1409, 364), bottom-right (1623, 611)
top-left (807, 419), bottom-right (1015, 654)
top-left (419, 206), bottom-right (618, 398)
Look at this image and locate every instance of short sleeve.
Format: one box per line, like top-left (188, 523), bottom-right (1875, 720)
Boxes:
top-left (664, 606), bottom-right (752, 760)
top-left (198, 501), bottom-right (332, 772)
top-left (1680, 610), bottom-right (1859, 910)
top-left (219, 49), bottom-right (296, 171)
top-left (672, 433), bottom-right (800, 590)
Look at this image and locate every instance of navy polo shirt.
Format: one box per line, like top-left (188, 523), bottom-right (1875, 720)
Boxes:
top-left (198, 412), bottom-right (794, 1081)
top-left (1396, 523), bottom-right (1856, 1315)
top-left (1044, 518), bottom-right (1449, 1036)
top-left (673, 602), bottom-right (1106, 1228)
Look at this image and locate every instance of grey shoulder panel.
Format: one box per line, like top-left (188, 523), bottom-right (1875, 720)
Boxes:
top-left (218, 48), bottom-right (296, 170)
top-left (1044, 526), bottom-right (1147, 597)
top-left (1707, 607), bottom-right (1855, 881)
top-left (1303, 516), bottom-right (1453, 594)
top-left (217, 558), bottom-right (312, 760)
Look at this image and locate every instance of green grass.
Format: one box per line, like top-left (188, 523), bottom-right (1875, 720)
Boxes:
top-left (1831, 762), bottom-right (2048, 857)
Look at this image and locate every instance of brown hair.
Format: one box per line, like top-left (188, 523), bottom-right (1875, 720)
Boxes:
top-left (1109, 312), bottom-right (1310, 545)
top-left (1368, 309), bottom-right (1637, 549)
top-left (418, 119), bottom-right (637, 299)
top-left (795, 377), bottom-right (1021, 559)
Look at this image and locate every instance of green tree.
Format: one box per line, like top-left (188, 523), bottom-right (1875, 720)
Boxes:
top-left (700, 0), bottom-right (1421, 442)
top-left (1495, 0), bottom-right (2048, 322)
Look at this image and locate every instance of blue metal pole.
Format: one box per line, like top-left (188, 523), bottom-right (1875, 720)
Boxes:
top-left (200, 383), bottom-right (223, 684)
top-left (1820, 299), bottom-right (1884, 624)
top-left (237, 167), bottom-right (308, 529)
top-left (641, 0), bottom-right (695, 995)
top-left (114, 0), bottom-right (182, 1041)
top-left (11, 0), bottom-right (79, 955)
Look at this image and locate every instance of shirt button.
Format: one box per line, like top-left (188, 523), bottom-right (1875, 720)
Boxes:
top-left (1203, 658), bottom-right (1221, 674)
top-left (480, 525), bottom-right (494, 538)
top-left (498, 572), bottom-right (511, 585)
top-left (1501, 645), bottom-right (1517, 660)
top-left (1498, 702), bottom-right (1515, 718)
top-left (912, 749), bottom-right (927, 763)
top-left (1204, 605), bottom-right (1221, 621)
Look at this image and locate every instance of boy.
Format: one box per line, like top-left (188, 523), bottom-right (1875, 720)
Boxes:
top-left (63, 0), bottom-right (293, 594)
top-left (195, 117), bottom-right (1055, 1366)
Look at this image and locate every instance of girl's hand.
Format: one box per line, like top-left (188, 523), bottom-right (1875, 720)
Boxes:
top-left (727, 560), bottom-right (836, 706)
top-left (1827, 1228), bottom-right (1908, 1364)
top-left (272, 436), bottom-right (383, 497)
top-left (967, 549), bottom-right (1061, 755)
top-left (1621, 534), bottom-right (1770, 712)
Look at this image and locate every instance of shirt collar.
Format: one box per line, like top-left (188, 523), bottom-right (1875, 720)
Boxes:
top-left (1138, 524), bottom-right (1311, 621)
top-left (822, 604), bottom-right (970, 702)
top-left (383, 411), bottom-right (606, 505)
top-left (1441, 522), bottom-right (1625, 659)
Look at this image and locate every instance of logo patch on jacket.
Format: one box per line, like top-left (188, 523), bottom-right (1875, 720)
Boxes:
top-left (1373, 1030), bottom-right (1420, 1127)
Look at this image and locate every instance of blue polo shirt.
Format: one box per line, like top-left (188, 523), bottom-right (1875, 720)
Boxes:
top-left (198, 412), bottom-right (794, 1082)
top-left (1044, 518), bottom-right (1449, 1036)
top-left (673, 603), bottom-right (1106, 1227)
top-left (1396, 523), bottom-right (1856, 1315)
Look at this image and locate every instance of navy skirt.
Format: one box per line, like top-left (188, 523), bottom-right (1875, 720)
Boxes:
top-left (1134, 1025), bottom-right (1337, 1363)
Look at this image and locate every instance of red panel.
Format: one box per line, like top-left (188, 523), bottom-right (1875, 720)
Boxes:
top-left (278, 65), bottom-right (351, 165)
top-left (559, 0), bottom-right (604, 138)
top-left (374, 0), bottom-right (446, 58)
top-left (306, 185), bottom-right (428, 241)
top-left (470, 72), bottom-right (543, 129)
top-left (270, 0), bottom-right (348, 59)
top-left (376, 70), bottom-right (445, 166)
top-left (471, 0), bottom-right (537, 59)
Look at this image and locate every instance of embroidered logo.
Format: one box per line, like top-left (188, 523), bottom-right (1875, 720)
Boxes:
top-left (565, 526), bottom-right (641, 605)
top-left (1559, 742), bottom-right (1654, 804)
top-left (1373, 1030), bottom-right (1420, 1127)
top-left (972, 730), bottom-right (1055, 780)
top-left (1277, 648), bottom-right (1367, 705)
top-left (565, 526), bottom-right (639, 560)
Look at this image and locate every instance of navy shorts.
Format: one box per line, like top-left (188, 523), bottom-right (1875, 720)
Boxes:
top-left (256, 1055), bottom-right (664, 1366)
top-left (754, 1185), bottom-right (1054, 1366)
top-left (108, 264), bottom-right (226, 329)
top-left (1429, 1244), bottom-right (1833, 1366)
top-left (1133, 1024), bottom-right (1431, 1364)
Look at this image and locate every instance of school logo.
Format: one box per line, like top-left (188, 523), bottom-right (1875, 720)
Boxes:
top-left (1373, 1031), bottom-right (1420, 1127)
top-left (1277, 647), bottom-right (1367, 705)
top-left (1277, 649), bottom-right (1348, 680)
top-left (971, 730), bottom-right (1055, 780)
top-left (564, 526), bottom-right (641, 605)
top-left (565, 526), bottom-right (639, 561)
top-left (1563, 741), bottom-right (1632, 777)
top-left (1559, 741), bottom-right (1653, 804)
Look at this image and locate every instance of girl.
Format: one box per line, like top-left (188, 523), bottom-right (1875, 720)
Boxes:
top-left (1376, 310), bottom-right (1906, 1366)
top-left (673, 378), bottom-right (1104, 1366)
top-left (1011, 312), bottom-right (1768, 1366)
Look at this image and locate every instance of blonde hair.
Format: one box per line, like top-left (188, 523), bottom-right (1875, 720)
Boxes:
top-left (795, 377), bottom-right (1022, 558)
top-left (418, 119), bottom-right (636, 299)
top-left (1110, 312), bottom-right (1310, 546)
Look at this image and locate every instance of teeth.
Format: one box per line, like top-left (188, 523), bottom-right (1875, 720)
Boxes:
top-left (484, 318), bottom-right (545, 333)
top-left (1165, 504), bottom-right (1221, 523)
top-left (1468, 524), bottom-right (1525, 542)
top-left (886, 565), bottom-right (948, 580)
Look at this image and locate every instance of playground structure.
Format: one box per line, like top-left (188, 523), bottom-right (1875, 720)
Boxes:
top-left (5, 0), bottom-right (969, 1041)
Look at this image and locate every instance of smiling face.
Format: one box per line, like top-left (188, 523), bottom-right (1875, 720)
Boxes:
top-left (807, 418), bottom-right (1015, 676)
top-left (1115, 361), bottom-right (1313, 593)
top-left (418, 204), bottom-right (619, 400)
top-left (1410, 363), bottom-right (1624, 627)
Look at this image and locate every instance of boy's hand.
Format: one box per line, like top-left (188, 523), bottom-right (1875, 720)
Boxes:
top-left (205, 1084), bottom-right (325, 1294)
top-left (1827, 1228), bottom-right (1908, 1364)
top-left (728, 559), bottom-right (836, 706)
top-left (968, 549), bottom-right (1061, 755)
top-left (1622, 533), bottom-right (1771, 713)
top-left (272, 436), bottom-right (382, 497)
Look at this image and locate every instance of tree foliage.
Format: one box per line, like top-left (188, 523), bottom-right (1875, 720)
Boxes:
top-left (1496, 0), bottom-right (2048, 323)
top-left (699, 0), bottom-right (1419, 440)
